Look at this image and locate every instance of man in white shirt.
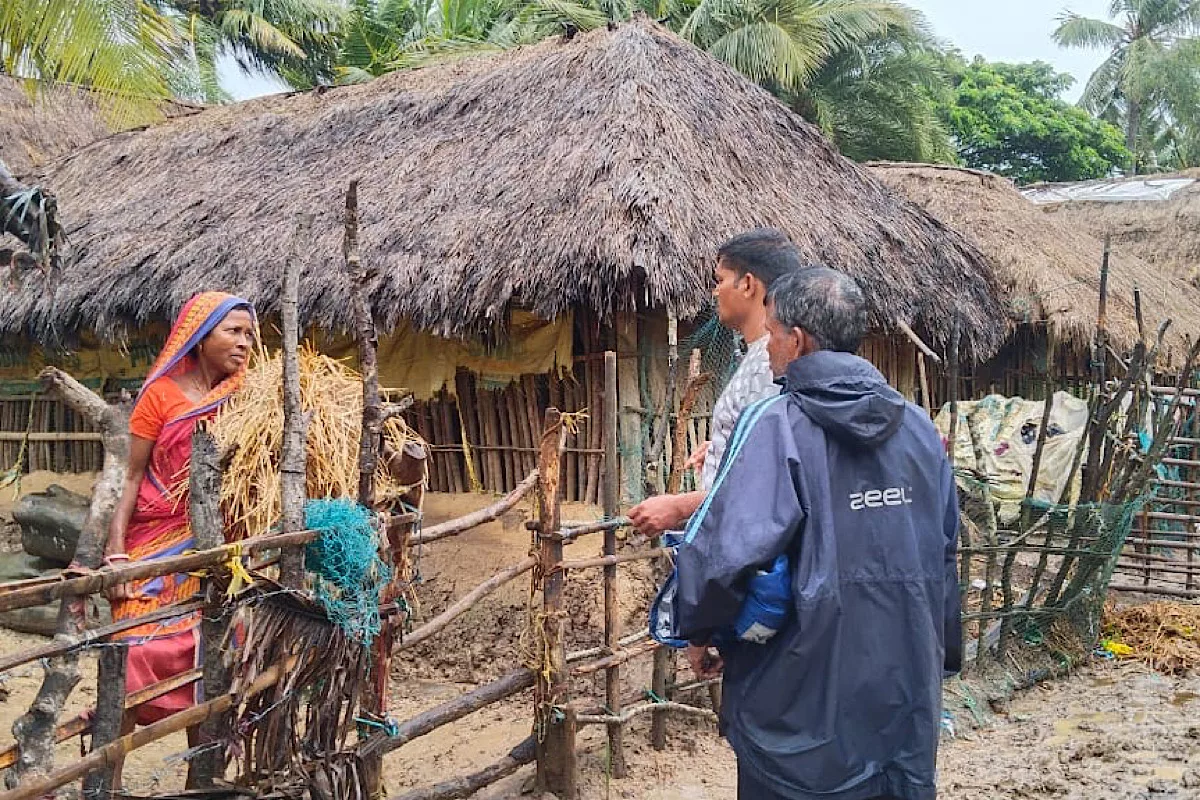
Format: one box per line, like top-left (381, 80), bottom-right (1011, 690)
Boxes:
top-left (628, 228), bottom-right (801, 534)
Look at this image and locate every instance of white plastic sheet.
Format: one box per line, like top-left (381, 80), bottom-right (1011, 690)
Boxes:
top-left (1022, 177), bottom-right (1195, 205)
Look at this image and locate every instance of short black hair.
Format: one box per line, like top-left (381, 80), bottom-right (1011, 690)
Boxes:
top-left (768, 267), bottom-right (869, 353)
top-left (717, 228), bottom-right (804, 290)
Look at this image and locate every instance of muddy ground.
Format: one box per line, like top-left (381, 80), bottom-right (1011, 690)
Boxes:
top-left (0, 490), bottom-right (1198, 799)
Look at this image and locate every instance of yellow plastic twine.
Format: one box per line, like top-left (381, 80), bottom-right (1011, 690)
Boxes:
top-left (223, 543), bottom-right (253, 598)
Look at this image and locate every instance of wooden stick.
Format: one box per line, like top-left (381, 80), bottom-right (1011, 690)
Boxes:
top-left (360, 668), bottom-right (536, 758)
top-left (409, 471), bottom-right (538, 545)
top-left (600, 351), bottom-right (626, 777)
top-left (398, 555), bottom-right (537, 652)
top-left (576, 701), bottom-right (718, 726)
top-left (0, 528), bottom-right (320, 613)
top-left (0, 668), bottom-right (204, 771)
top-left (190, 424), bottom-right (231, 787)
top-left (896, 320), bottom-right (942, 364)
top-left (0, 598), bottom-right (205, 674)
top-left (570, 639), bottom-right (660, 676)
top-left (653, 350), bottom-right (702, 751)
top-left (557, 548), bottom-right (671, 571)
top-left (80, 642), bottom-right (126, 800)
top-left (279, 213), bottom-right (312, 587)
top-left (534, 407), bottom-right (574, 798)
top-left (0, 658), bottom-right (293, 800)
top-left (4, 370), bottom-right (129, 791)
top-left (388, 737), bottom-right (537, 800)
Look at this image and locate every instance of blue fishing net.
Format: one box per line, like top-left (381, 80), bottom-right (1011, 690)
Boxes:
top-left (304, 498), bottom-right (391, 648)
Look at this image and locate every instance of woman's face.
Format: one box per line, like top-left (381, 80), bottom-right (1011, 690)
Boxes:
top-left (198, 308), bottom-right (255, 376)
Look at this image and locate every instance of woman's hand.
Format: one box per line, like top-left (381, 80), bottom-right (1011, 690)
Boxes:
top-left (686, 644), bottom-right (724, 679)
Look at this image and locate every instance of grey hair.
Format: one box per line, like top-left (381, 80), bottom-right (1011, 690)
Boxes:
top-left (768, 267), bottom-right (869, 353)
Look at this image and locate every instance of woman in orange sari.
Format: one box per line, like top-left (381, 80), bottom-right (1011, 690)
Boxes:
top-left (105, 292), bottom-right (255, 786)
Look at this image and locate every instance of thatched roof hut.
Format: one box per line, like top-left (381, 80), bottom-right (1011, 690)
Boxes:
top-left (1033, 170), bottom-right (1200, 288)
top-left (0, 76), bottom-right (199, 178)
top-left (0, 18), bottom-right (1005, 359)
top-left (869, 163), bottom-right (1200, 360)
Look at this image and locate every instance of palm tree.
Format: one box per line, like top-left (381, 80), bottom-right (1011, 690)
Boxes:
top-left (791, 25), bottom-right (953, 162)
top-left (1, 0), bottom-right (176, 116)
top-left (1055, 0), bottom-right (1200, 173)
top-left (678, 0), bottom-right (918, 94)
top-left (154, 0), bottom-right (348, 102)
top-left (2, 0), bottom-right (179, 275)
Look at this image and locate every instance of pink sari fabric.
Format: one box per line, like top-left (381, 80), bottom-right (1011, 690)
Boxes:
top-left (114, 292), bottom-right (254, 724)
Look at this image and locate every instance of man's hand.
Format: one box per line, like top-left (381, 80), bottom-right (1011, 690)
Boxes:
top-left (628, 494), bottom-right (687, 537)
top-left (686, 644), bottom-right (724, 679)
top-left (684, 441), bottom-right (710, 473)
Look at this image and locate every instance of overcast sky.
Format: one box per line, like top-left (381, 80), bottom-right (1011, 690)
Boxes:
top-left (220, 0), bottom-right (1117, 102)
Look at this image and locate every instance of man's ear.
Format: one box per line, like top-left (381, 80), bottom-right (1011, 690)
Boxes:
top-left (795, 327), bottom-right (816, 357)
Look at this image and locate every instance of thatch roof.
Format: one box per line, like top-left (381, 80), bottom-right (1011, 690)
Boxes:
top-left (868, 162), bottom-right (1200, 356)
top-left (0, 19), bottom-right (1006, 358)
top-left (1036, 169), bottom-right (1200, 287)
top-left (0, 77), bottom-right (199, 178)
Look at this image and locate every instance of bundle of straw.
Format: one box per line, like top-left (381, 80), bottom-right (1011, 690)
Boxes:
top-left (211, 345), bottom-right (425, 540)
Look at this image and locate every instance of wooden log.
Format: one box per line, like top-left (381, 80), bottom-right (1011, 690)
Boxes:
top-left (4, 369), bottom-right (129, 791)
top-left (359, 668), bottom-right (535, 758)
top-left (455, 372), bottom-right (483, 492)
top-left (652, 349), bottom-right (702, 752)
top-left (570, 639), bottom-right (660, 677)
top-left (575, 701), bottom-right (718, 727)
top-left (600, 351), bottom-right (626, 778)
top-left (279, 214), bottom-right (311, 587)
top-left (534, 407), bottom-right (574, 798)
top-left (558, 548), bottom-right (671, 571)
top-left (389, 737), bottom-right (537, 800)
top-left (0, 597), bottom-right (205, 674)
top-left (0, 658), bottom-right (293, 800)
top-left (0, 431), bottom-right (102, 442)
top-left (398, 555), bottom-right (537, 652)
top-left (0, 528), bottom-right (319, 613)
top-left (190, 425), bottom-right (232, 787)
top-left (482, 390), bottom-right (503, 493)
top-left (343, 179), bottom-right (389, 798)
top-left (410, 471), bottom-right (537, 545)
top-left (80, 641), bottom-right (126, 800)
top-left (0, 668), bottom-right (203, 771)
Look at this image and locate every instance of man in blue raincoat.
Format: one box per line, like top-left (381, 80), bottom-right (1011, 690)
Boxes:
top-left (674, 267), bottom-right (962, 800)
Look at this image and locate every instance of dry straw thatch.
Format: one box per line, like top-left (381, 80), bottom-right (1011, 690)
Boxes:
top-left (0, 76), bottom-right (199, 178)
top-left (869, 163), bottom-right (1200, 357)
top-left (210, 345), bottom-right (424, 540)
top-left (1039, 169), bottom-right (1200, 288)
top-left (0, 19), bottom-right (1006, 359)
top-left (1104, 601), bottom-right (1200, 676)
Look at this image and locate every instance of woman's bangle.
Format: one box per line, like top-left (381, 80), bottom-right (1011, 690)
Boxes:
top-left (103, 554), bottom-right (130, 566)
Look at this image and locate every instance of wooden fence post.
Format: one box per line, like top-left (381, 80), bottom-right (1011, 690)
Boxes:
top-left (602, 352), bottom-right (627, 777)
top-left (190, 424), bottom-right (231, 787)
top-left (279, 212), bottom-right (312, 588)
top-left (81, 642), bottom-right (127, 800)
top-left (535, 408), bottom-right (576, 798)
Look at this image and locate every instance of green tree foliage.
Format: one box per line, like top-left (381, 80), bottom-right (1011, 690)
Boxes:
top-left (940, 58), bottom-right (1130, 184)
top-left (1055, 0), bottom-right (1200, 173)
